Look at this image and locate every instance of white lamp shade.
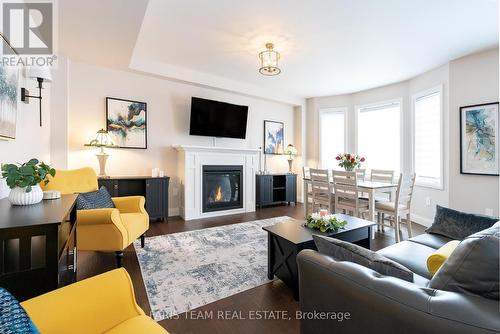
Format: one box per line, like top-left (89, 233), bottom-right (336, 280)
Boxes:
top-left (25, 66), bottom-right (52, 82)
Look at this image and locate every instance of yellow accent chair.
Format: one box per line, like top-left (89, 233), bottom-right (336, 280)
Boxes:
top-left (21, 268), bottom-right (168, 334)
top-left (42, 167), bottom-right (149, 267)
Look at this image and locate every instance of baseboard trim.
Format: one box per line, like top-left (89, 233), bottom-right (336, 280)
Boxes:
top-left (411, 213), bottom-right (433, 228)
top-left (168, 207), bottom-right (180, 217)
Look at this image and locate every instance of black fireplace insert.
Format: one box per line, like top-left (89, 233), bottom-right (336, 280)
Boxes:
top-left (202, 165), bottom-right (243, 213)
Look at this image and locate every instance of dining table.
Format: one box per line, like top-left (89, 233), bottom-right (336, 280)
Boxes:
top-left (303, 178), bottom-right (398, 222)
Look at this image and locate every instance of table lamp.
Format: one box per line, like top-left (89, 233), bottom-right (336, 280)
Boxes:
top-left (84, 129), bottom-right (117, 178)
top-left (285, 144), bottom-right (298, 173)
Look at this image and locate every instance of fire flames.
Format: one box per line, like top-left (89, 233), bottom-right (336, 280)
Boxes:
top-left (214, 186), bottom-right (223, 202)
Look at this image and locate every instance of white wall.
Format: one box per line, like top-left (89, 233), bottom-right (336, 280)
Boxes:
top-left (449, 49), bottom-right (499, 216)
top-left (63, 60), bottom-right (298, 215)
top-left (305, 48), bottom-right (499, 224)
top-left (0, 73), bottom-right (52, 198)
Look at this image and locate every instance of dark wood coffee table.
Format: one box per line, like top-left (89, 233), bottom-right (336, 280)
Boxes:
top-left (263, 214), bottom-right (376, 299)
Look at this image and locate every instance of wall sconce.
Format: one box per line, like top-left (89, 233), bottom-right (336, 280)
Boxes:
top-left (21, 66), bottom-right (52, 127)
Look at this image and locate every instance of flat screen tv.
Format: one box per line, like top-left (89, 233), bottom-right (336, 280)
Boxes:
top-left (189, 97), bottom-right (248, 139)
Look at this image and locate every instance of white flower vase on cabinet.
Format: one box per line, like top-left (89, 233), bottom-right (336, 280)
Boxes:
top-left (8, 184), bottom-right (44, 205)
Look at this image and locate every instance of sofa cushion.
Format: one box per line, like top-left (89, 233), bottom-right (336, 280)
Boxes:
top-left (429, 222), bottom-right (500, 300)
top-left (377, 240), bottom-right (436, 279)
top-left (105, 315), bottom-right (168, 334)
top-left (426, 205), bottom-right (498, 240)
top-left (76, 186), bottom-right (115, 210)
top-left (409, 233), bottom-right (453, 249)
top-left (313, 235), bottom-right (413, 282)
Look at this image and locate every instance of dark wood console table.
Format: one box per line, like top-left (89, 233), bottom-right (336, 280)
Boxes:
top-left (0, 194), bottom-right (78, 301)
top-left (98, 176), bottom-right (169, 221)
top-left (256, 173), bottom-right (297, 208)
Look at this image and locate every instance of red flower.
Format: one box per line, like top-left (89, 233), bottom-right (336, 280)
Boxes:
top-left (346, 154), bottom-right (351, 159)
top-left (335, 156), bottom-right (341, 160)
top-left (351, 158), bottom-right (355, 163)
top-left (360, 157), bottom-right (365, 162)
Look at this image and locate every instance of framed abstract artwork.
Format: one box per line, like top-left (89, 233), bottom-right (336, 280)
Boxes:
top-left (0, 37), bottom-right (19, 140)
top-left (264, 120), bottom-right (284, 154)
top-left (460, 102), bottom-right (499, 175)
top-left (106, 97), bottom-right (147, 149)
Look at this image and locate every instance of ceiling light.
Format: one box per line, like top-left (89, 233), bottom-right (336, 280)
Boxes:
top-left (259, 43), bottom-right (281, 76)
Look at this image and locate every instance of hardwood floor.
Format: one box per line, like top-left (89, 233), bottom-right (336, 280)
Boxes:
top-left (77, 204), bottom-right (424, 334)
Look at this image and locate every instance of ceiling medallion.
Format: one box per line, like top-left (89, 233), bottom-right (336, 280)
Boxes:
top-left (258, 43), bottom-right (281, 76)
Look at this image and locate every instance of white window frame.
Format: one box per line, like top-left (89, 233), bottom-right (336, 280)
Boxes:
top-left (411, 85), bottom-right (444, 190)
top-left (318, 107), bottom-right (348, 169)
top-left (355, 98), bottom-right (404, 172)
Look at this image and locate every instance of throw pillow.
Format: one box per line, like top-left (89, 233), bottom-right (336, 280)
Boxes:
top-left (426, 240), bottom-right (460, 275)
top-left (313, 235), bottom-right (414, 282)
top-left (426, 205), bottom-right (498, 240)
top-left (76, 186), bottom-right (115, 210)
top-left (0, 288), bottom-right (40, 334)
top-left (429, 222), bottom-right (500, 300)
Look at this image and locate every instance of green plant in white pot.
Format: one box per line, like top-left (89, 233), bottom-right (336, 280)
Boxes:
top-left (1, 159), bottom-right (56, 205)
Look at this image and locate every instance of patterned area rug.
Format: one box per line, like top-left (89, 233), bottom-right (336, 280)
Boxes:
top-left (133, 216), bottom-right (295, 321)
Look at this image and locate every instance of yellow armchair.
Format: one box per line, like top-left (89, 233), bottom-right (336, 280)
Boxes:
top-left (21, 268), bottom-right (168, 334)
top-left (42, 167), bottom-right (149, 267)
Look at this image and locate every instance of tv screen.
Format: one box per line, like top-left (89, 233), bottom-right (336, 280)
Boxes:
top-left (189, 97), bottom-right (248, 139)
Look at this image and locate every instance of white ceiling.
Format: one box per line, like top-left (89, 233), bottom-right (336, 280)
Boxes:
top-left (60, 0), bottom-right (499, 104)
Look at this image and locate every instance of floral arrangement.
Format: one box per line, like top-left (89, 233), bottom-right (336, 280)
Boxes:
top-left (305, 211), bottom-right (348, 233)
top-left (335, 153), bottom-right (365, 171)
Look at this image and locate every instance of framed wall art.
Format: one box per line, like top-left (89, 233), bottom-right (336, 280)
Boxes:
top-left (460, 102), bottom-right (499, 175)
top-left (106, 97), bottom-right (147, 149)
top-left (0, 36), bottom-right (19, 140)
top-left (264, 120), bottom-right (284, 154)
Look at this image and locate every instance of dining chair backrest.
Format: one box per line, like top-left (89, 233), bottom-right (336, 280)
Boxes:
top-left (309, 168), bottom-right (333, 205)
top-left (371, 169), bottom-right (395, 183)
top-left (303, 166), bottom-right (311, 179)
top-left (355, 169), bottom-right (366, 181)
top-left (332, 170), bottom-right (358, 201)
top-left (395, 173), bottom-right (416, 210)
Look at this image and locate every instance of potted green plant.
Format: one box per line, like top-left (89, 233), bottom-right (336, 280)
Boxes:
top-left (304, 212), bottom-right (347, 233)
top-left (1, 159), bottom-right (56, 205)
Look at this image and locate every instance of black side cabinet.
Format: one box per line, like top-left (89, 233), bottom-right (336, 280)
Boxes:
top-left (98, 176), bottom-right (169, 221)
top-left (256, 173), bottom-right (297, 208)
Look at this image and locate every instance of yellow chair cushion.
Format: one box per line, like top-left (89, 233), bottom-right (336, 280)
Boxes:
top-left (427, 240), bottom-right (460, 275)
top-left (105, 315), bottom-right (167, 334)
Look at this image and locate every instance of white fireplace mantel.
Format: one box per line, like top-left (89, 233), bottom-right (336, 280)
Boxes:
top-left (173, 145), bottom-right (259, 220)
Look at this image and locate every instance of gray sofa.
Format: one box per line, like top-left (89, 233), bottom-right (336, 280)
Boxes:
top-left (297, 232), bottom-right (500, 334)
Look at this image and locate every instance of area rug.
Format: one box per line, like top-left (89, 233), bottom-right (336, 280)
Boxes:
top-left (133, 216), bottom-right (295, 321)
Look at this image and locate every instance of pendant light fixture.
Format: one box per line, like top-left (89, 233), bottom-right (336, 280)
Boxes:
top-left (259, 43), bottom-right (281, 76)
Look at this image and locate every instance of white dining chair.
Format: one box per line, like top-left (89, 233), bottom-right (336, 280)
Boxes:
top-left (355, 168), bottom-right (366, 181)
top-left (370, 169), bottom-right (396, 201)
top-left (332, 170), bottom-right (368, 218)
top-left (309, 168), bottom-right (335, 214)
top-left (303, 166), bottom-right (313, 215)
top-left (375, 173), bottom-right (416, 242)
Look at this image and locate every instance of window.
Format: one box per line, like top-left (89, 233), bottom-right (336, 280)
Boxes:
top-left (319, 107), bottom-right (346, 169)
top-left (357, 100), bottom-right (401, 172)
top-left (413, 87), bottom-right (443, 189)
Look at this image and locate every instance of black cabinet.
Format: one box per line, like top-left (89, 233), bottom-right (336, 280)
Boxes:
top-left (98, 176), bottom-right (169, 221)
top-left (256, 174), bottom-right (297, 208)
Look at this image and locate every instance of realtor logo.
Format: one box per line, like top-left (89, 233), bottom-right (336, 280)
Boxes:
top-left (2, 2), bottom-right (53, 54)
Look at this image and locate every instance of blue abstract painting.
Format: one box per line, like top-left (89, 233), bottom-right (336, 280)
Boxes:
top-left (461, 103), bottom-right (498, 175)
top-left (264, 120), bottom-right (284, 154)
top-left (106, 97), bottom-right (147, 149)
top-left (0, 64), bottom-right (18, 140)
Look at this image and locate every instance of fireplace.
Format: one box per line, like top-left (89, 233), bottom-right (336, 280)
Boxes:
top-left (202, 165), bottom-right (243, 213)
